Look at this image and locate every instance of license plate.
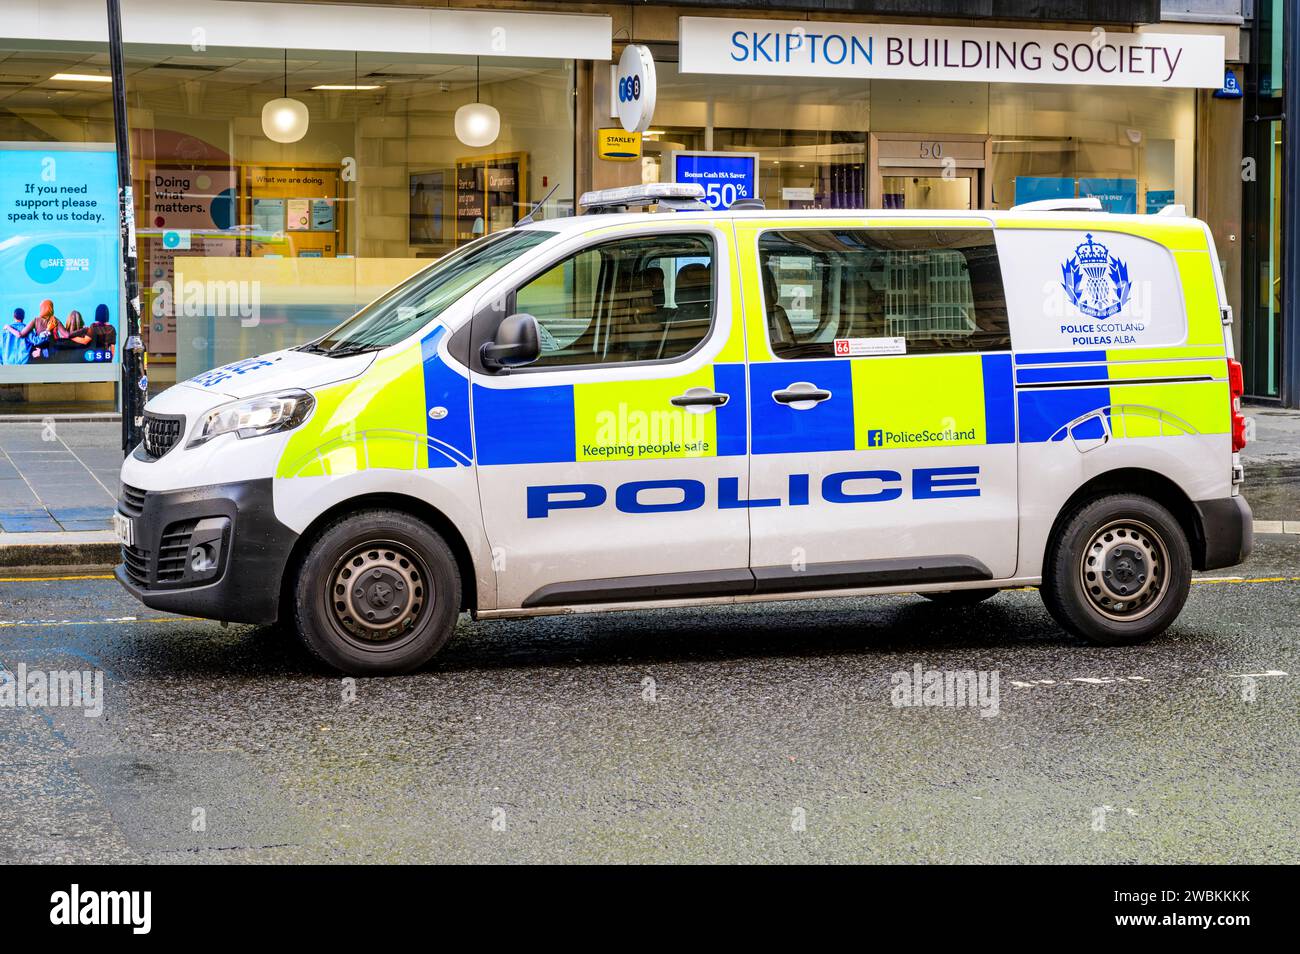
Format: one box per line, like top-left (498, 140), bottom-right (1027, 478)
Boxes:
top-left (113, 511), bottom-right (134, 547)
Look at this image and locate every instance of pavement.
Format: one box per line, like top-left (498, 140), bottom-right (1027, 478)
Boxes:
top-left (0, 416), bottom-right (121, 528)
top-left (1237, 406), bottom-right (1300, 531)
top-left (0, 536), bottom-right (1296, 863)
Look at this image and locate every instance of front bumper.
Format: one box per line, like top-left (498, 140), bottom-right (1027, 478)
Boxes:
top-left (1193, 495), bottom-right (1253, 571)
top-left (114, 478), bottom-right (297, 624)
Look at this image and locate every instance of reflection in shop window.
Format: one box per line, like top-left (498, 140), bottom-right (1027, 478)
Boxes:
top-left (988, 83), bottom-right (1193, 212)
top-left (0, 42), bottom-right (575, 402)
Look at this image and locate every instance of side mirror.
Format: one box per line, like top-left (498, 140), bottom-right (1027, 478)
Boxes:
top-left (480, 312), bottom-right (541, 370)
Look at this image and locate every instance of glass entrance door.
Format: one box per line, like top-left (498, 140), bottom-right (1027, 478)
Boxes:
top-left (869, 133), bottom-right (990, 210)
top-left (880, 169), bottom-right (978, 210)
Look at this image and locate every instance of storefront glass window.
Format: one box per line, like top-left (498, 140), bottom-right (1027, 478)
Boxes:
top-left (647, 60), bottom-right (1195, 218)
top-left (647, 61), bottom-right (868, 210)
top-left (988, 83), bottom-right (1194, 212)
top-left (0, 46), bottom-right (124, 411)
top-left (0, 41), bottom-right (574, 409)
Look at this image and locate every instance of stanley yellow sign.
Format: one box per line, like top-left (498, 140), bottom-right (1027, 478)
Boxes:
top-left (597, 128), bottom-right (642, 161)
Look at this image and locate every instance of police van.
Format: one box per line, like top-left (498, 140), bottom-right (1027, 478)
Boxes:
top-left (115, 184), bottom-right (1252, 675)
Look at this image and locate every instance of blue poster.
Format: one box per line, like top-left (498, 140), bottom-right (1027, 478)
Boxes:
top-left (1014, 176), bottom-right (1074, 206)
top-left (672, 152), bottom-right (758, 210)
top-left (1078, 178), bottom-right (1138, 214)
top-left (1146, 189), bottom-right (1175, 214)
top-left (0, 144), bottom-right (121, 378)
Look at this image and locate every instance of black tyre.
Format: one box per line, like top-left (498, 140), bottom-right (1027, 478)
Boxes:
top-left (292, 509), bottom-right (461, 675)
top-left (1041, 494), bottom-right (1191, 646)
top-left (919, 588), bottom-right (1000, 607)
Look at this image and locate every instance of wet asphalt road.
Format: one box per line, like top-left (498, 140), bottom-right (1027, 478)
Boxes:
top-left (1, 536), bottom-right (1297, 864)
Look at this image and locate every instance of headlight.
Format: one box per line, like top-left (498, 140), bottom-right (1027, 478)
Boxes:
top-left (187, 389), bottom-right (315, 448)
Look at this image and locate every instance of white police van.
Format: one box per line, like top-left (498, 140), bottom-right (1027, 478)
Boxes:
top-left (116, 184), bottom-right (1252, 674)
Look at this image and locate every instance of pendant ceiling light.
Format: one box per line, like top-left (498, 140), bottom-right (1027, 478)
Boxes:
top-left (262, 50), bottom-right (309, 143)
top-left (454, 57), bottom-right (500, 148)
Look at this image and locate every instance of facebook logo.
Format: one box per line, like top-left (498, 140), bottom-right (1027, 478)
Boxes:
top-left (867, 429), bottom-right (884, 448)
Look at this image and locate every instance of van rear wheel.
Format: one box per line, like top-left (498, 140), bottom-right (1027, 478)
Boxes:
top-left (1041, 494), bottom-right (1191, 646)
top-left (293, 509), bottom-right (461, 675)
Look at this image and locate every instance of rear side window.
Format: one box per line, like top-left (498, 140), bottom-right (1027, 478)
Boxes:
top-left (758, 229), bottom-right (1009, 359)
top-left (994, 228), bottom-right (1188, 352)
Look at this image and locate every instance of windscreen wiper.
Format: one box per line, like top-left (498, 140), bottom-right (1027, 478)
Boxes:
top-left (321, 343), bottom-right (383, 358)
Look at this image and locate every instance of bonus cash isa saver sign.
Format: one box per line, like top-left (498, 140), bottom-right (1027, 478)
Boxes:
top-left (0, 143), bottom-right (122, 382)
top-left (615, 43), bottom-right (657, 133)
top-left (670, 151), bottom-right (759, 210)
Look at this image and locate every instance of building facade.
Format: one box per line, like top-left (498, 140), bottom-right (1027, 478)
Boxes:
top-left (1240, 0), bottom-right (1291, 403)
top-left (0, 0), bottom-right (1284, 410)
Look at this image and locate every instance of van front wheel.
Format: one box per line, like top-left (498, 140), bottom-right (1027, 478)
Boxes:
top-left (292, 510), bottom-right (461, 675)
top-left (1041, 494), bottom-right (1191, 646)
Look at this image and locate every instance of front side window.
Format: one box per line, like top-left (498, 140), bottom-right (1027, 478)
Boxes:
top-left (759, 229), bottom-right (1009, 359)
top-left (514, 233), bottom-right (715, 368)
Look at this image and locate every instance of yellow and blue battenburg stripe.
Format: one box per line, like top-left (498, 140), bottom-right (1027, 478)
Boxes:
top-left (472, 363), bottom-right (749, 465)
top-left (420, 326), bottom-right (473, 466)
top-left (277, 339), bottom-right (1227, 477)
top-left (747, 353), bottom-right (1015, 454)
top-left (1014, 346), bottom-right (1230, 443)
top-left (277, 213), bottom-right (1230, 477)
top-left (277, 324), bottom-right (475, 477)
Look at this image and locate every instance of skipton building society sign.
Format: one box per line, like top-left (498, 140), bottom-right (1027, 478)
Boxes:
top-left (679, 17), bottom-right (1224, 89)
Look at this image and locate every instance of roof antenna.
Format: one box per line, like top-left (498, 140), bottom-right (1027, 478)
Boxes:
top-left (518, 181), bottom-right (561, 226)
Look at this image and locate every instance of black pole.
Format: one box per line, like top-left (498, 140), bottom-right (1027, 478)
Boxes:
top-left (1283, 3), bottom-right (1300, 407)
top-left (107, 0), bottom-right (145, 452)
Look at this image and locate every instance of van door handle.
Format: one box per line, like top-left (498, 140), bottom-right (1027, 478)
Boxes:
top-left (772, 383), bottom-right (832, 407)
top-left (670, 388), bottom-right (729, 408)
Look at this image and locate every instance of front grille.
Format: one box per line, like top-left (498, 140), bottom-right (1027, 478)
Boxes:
top-left (157, 519), bottom-right (198, 583)
top-left (142, 413), bottom-right (185, 459)
top-left (121, 519), bottom-right (199, 588)
top-left (120, 484), bottom-right (147, 517)
top-left (122, 543), bottom-right (150, 587)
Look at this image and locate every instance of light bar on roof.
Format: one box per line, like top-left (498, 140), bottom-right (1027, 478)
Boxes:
top-left (578, 183), bottom-right (705, 211)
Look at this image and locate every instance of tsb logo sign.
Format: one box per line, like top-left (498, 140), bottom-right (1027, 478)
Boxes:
top-left (615, 44), bottom-right (657, 134)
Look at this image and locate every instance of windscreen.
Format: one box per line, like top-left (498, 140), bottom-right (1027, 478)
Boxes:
top-left (305, 229), bottom-right (555, 354)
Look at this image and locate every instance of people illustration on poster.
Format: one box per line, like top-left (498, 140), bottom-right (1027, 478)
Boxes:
top-left (0, 297), bottom-right (116, 365)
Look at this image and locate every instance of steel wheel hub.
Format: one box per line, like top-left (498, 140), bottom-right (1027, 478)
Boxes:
top-left (1079, 519), bottom-right (1167, 622)
top-left (330, 544), bottom-right (427, 642)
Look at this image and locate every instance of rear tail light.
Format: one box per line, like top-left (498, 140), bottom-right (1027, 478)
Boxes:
top-left (1227, 358), bottom-right (1247, 452)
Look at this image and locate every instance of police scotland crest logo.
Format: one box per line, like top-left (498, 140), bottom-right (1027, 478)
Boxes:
top-left (1061, 233), bottom-right (1132, 319)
